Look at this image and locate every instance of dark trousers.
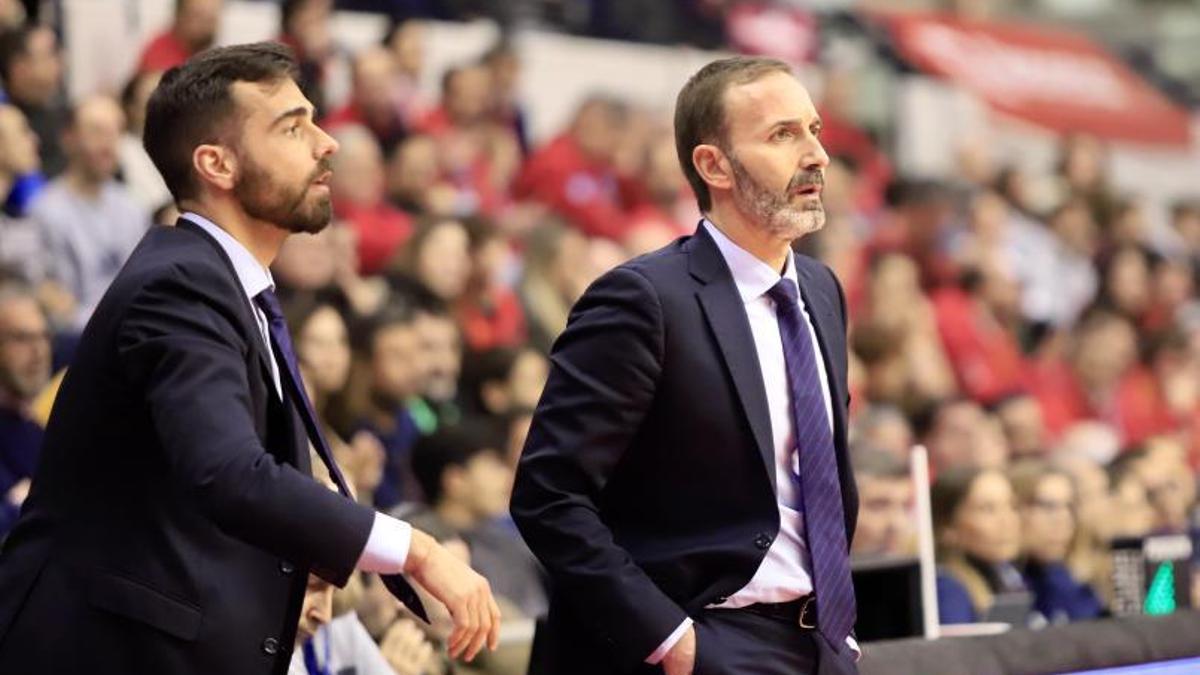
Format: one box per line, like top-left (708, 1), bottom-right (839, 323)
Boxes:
top-left (665, 607), bottom-right (859, 675)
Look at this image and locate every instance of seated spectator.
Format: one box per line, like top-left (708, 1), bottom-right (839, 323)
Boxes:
top-left (387, 133), bottom-right (455, 216)
top-left (991, 392), bottom-right (1047, 459)
top-left (932, 466), bottom-right (1027, 625)
top-left (1104, 451), bottom-right (1156, 542)
top-left (30, 95), bottom-right (149, 330)
top-left (408, 423), bottom-right (548, 620)
top-left (849, 404), bottom-right (914, 460)
top-left (1023, 199), bottom-right (1098, 329)
top-left (1009, 461), bottom-right (1103, 623)
top-left (278, 0), bottom-right (339, 120)
top-left (915, 397), bottom-right (1009, 474)
top-left (0, 104), bottom-right (47, 282)
top-left (854, 252), bottom-right (957, 413)
top-left (0, 284), bottom-right (51, 538)
top-left (329, 124), bottom-right (413, 275)
top-left (117, 70), bottom-right (171, 215)
top-left (0, 25), bottom-right (67, 176)
top-left (390, 216), bottom-right (472, 307)
top-left (513, 96), bottom-right (638, 240)
top-left (480, 39), bottom-right (528, 154)
top-left (1029, 309), bottom-right (1164, 445)
top-left (323, 47), bottom-right (407, 155)
top-left (850, 445), bottom-right (914, 558)
top-left (396, 281), bottom-right (463, 434)
top-left (285, 292), bottom-right (387, 506)
top-left (461, 346), bottom-right (549, 419)
top-left (341, 301), bottom-right (426, 510)
top-left (932, 261), bottom-right (1027, 406)
top-left (517, 219), bottom-right (594, 354)
top-left (381, 17), bottom-right (431, 126)
top-left (457, 216), bottom-right (526, 352)
top-left (1128, 438), bottom-right (1196, 535)
top-left (1051, 448), bottom-right (1114, 598)
top-left (136, 0), bottom-right (221, 73)
top-left (1094, 244), bottom-right (1152, 326)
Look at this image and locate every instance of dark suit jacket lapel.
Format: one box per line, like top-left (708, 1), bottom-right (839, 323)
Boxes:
top-left (688, 225), bottom-right (777, 492)
top-left (172, 219), bottom-right (309, 469)
top-left (174, 219), bottom-right (276, 386)
top-left (795, 263), bottom-right (849, 452)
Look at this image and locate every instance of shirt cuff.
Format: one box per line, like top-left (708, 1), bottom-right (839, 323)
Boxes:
top-left (846, 635), bottom-right (862, 662)
top-left (355, 512), bottom-right (412, 575)
top-left (645, 617), bottom-right (693, 664)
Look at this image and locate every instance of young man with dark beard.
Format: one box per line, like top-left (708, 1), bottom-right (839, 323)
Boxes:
top-left (0, 42), bottom-right (499, 675)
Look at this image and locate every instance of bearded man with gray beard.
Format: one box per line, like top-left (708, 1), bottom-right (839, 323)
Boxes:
top-left (511, 57), bottom-right (860, 675)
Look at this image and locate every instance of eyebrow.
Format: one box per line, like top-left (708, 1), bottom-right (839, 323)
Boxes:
top-left (768, 117), bottom-right (823, 133)
top-left (269, 106), bottom-right (311, 129)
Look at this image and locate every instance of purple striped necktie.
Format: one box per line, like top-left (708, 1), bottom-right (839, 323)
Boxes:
top-left (254, 288), bottom-right (428, 622)
top-left (766, 278), bottom-right (856, 648)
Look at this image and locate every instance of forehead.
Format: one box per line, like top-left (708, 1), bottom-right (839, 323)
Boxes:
top-left (230, 78), bottom-right (308, 124)
top-left (722, 71), bottom-right (816, 134)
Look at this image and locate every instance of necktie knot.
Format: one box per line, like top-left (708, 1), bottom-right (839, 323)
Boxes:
top-left (254, 289), bottom-right (285, 325)
top-left (767, 278), bottom-right (799, 311)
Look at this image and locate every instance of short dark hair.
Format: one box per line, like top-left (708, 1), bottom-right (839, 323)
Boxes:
top-left (412, 422), bottom-right (502, 505)
top-left (673, 56), bottom-right (792, 212)
top-left (851, 444), bottom-right (909, 481)
top-left (350, 298), bottom-right (416, 356)
top-left (143, 41), bottom-right (298, 204)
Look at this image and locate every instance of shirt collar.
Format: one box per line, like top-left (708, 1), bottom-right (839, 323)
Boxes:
top-left (702, 218), bottom-right (801, 305)
top-left (180, 211), bottom-right (275, 300)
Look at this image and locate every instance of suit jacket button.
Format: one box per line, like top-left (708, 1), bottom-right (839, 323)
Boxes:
top-left (755, 534), bottom-right (772, 550)
top-left (280, 561), bottom-right (295, 575)
top-left (262, 637), bottom-right (279, 655)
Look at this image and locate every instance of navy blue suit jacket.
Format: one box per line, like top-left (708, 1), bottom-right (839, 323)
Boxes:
top-left (0, 221), bottom-right (384, 674)
top-left (511, 224), bottom-right (858, 674)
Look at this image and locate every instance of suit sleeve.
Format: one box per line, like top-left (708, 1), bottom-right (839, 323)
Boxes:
top-left (115, 267), bottom-right (374, 586)
top-left (509, 265), bottom-right (687, 670)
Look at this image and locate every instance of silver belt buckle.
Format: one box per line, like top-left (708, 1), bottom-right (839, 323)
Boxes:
top-left (798, 596), bottom-right (817, 629)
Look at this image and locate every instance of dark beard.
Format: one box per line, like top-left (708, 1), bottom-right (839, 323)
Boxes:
top-left (234, 153), bottom-right (333, 234)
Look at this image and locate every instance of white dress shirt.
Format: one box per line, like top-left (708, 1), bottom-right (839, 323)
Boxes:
top-left (182, 213), bottom-right (411, 575)
top-left (648, 220), bottom-right (857, 663)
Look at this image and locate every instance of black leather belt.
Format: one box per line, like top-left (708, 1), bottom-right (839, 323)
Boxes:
top-left (739, 595), bottom-right (818, 629)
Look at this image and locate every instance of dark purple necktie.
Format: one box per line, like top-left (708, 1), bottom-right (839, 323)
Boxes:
top-left (766, 278), bottom-right (856, 648)
top-left (254, 289), bottom-right (428, 622)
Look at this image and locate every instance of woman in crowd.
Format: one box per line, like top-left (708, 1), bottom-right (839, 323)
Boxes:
top-left (1009, 461), bottom-right (1104, 623)
top-left (932, 465), bottom-right (1027, 624)
top-left (287, 291), bottom-right (386, 505)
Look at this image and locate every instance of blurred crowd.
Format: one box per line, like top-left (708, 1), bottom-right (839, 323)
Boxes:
top-left (0, 0), bottom-right (1198, 671)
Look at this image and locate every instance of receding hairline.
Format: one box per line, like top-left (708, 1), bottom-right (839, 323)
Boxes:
top-left (714, 69), bottom-right (819, 146)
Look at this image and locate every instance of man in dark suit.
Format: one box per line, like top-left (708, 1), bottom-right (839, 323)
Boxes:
top-left (0, 42), bottom-right (499, 674)
top-left (511, 57), bottom-right (859, 675)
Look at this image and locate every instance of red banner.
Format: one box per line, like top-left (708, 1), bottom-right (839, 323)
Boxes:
top-left (879, 12), bottom-right (1191, 146)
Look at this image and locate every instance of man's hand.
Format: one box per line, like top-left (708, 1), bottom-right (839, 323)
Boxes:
top-left (404, 529), bottom-right (501, 662)
top-left (661, 625), bottom-right (696, 675)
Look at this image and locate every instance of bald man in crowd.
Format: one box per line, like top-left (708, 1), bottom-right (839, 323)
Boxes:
top-left (28, 95), bottom-right (150, 330)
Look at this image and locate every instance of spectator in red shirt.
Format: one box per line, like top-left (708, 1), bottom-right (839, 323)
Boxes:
top-left (328, 124), bottom-right (412, 275)
top-left (456, 216), bottom-right (526, 352)
top-left (323, 47), bottom-right (406, 154)
top-left (514, 96), bottom-right (636, 241)
top-left (136, 0), bottom-right (222, 73)
top-left (414, 64), bottom-right (514, 217)
top-left (933, 261), bottom-right (1027, 406)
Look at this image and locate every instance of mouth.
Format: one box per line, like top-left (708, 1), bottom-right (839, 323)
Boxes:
top-left (791, 184), bottom-right (822, 198)
top-left (312, 171), bottom-right (332, 186)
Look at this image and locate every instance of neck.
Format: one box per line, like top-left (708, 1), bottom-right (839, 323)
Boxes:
top-left (179, 198), bottom-right (288, 268)
top-left (65, 168), bottom-right (104, 198)
top-left (435, 500), bottom-right (477, 531)
top-left (706, 201), bottom-right (792, 273)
